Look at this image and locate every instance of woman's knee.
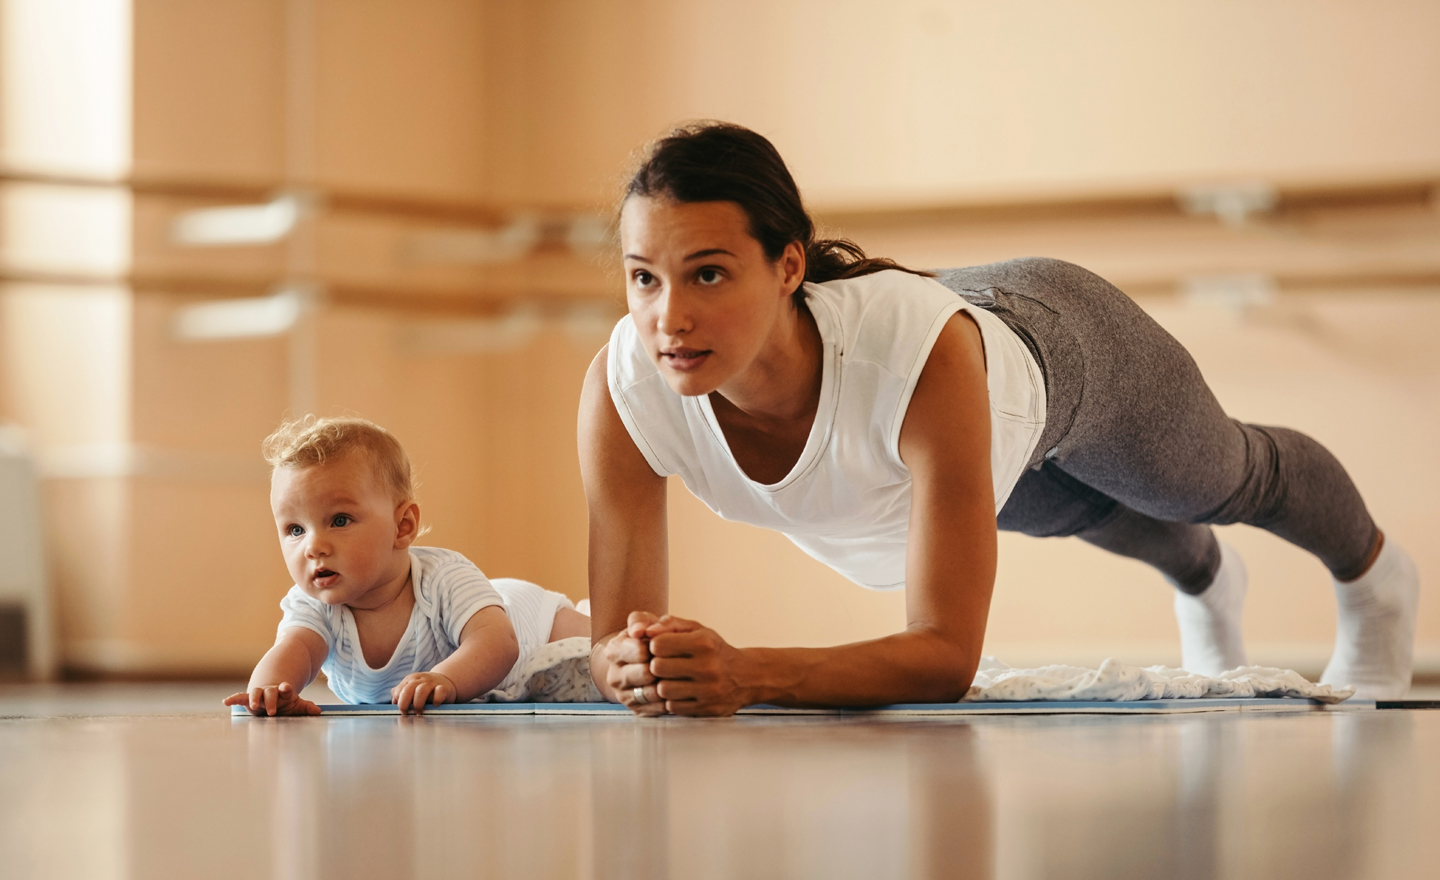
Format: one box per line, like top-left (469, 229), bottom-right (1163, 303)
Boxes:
top-left (1193, 424), bottom-right (1312, 527)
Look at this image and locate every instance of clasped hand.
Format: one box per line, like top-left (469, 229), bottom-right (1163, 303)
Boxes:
top-left (602, 612), bottom-right (750, 717)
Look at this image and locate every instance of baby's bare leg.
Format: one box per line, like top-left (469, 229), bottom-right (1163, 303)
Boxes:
top-left (547, 606), bottom-right (591, 641)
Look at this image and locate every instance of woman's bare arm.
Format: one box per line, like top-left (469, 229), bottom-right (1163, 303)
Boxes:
top-left (577, 345), bottom-right (673, 711)
top-left (645, 313), bottom-right (998, 712)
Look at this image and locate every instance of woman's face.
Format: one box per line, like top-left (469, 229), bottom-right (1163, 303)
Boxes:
top-left (619, 196), bottom-right (802, 398)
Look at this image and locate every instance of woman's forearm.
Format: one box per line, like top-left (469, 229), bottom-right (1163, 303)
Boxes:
top-left (730, 628), bottom-right (979, 708)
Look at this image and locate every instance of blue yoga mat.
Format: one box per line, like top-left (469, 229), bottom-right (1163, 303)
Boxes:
top-left (231, 697), bottom-right (1355, 717)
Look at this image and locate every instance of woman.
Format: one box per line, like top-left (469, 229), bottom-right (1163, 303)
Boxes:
top-left (579, 122), bottom-right (1418, 715)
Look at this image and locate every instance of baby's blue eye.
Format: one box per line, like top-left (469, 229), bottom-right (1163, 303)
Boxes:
top-left (287, 524), bottom-right (304, 537)
top-left (332, 515), bottom-right (351, 527)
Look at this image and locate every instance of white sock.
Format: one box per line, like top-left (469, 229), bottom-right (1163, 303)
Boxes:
top-left (1172, 541), bottom-right (1248, 677)
top-left (1321, 536), bottom-right (1419, 700)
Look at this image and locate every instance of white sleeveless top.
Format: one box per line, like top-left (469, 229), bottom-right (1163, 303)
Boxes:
top-left (607, 270), bottom-right (1047, 591)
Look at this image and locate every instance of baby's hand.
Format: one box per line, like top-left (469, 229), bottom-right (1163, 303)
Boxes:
top-left (223, 682), bottom-right (322, 717)
top-left (391, 672), bottom-right (458, 714)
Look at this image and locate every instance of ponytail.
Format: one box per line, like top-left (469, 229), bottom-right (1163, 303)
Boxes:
top-left (804, 238), bottom-right (933, 285)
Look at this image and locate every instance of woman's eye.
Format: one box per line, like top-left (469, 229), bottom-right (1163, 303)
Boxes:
top-left (332, 515), bottom-right (351, 527)
top-left (631, 270), bottom-right (653, 287)
top-left (287, 524), bottom-right (304, 537)
top-left (697, 267), bottom-right (722, 285)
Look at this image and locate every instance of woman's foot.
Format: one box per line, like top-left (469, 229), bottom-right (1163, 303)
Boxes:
top-left (1321, 535), bottom-right (1419, 700)
top-left (1172, 541), bottom-right (1248, 676)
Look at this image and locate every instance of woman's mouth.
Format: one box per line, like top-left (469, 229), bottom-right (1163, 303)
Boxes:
top-left (661, 348), bottom-right (711, 372)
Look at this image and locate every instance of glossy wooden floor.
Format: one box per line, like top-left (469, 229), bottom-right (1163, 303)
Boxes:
top-left (2, 684), bottom-right (1437, 879)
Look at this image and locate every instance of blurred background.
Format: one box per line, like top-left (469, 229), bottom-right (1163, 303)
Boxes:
top-left (0, 0), bottom-right (1435, 682)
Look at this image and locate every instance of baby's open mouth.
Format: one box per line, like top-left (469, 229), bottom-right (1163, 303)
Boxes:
top-left (314, 569), bottom-right (338, 580)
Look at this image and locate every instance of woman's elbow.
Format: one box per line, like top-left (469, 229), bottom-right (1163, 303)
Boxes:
top-left (917, 675), bottom-right (975, 704)
top-left (914, 630), bottom-right (980, 702)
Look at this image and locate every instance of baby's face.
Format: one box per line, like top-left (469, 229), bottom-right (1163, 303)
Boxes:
top-left (270, 454), bottom-right (413, 608)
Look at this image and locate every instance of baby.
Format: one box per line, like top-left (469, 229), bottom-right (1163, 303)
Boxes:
top-left (224, 416), bottom-right (589, 716)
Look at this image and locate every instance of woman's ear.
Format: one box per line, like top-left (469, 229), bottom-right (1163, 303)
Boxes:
top-left (394, 500), bottom-right (421, 548)
top-left (780, 240), bottom-right (806, 296)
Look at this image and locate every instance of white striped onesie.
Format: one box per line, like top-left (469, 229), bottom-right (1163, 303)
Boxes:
top-left (277, 546), bottom-right (572, 704)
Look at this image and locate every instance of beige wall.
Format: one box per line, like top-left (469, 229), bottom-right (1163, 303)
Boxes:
top-left (485, 0), bottom-right (1440, 209)
top-left (1, 0), bottom-right (1436, 676)
top-left (131, 1), bottom-right (285, 186)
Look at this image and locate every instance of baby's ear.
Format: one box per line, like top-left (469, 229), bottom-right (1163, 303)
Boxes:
top-left (394, 499), bottom-right (422, 548)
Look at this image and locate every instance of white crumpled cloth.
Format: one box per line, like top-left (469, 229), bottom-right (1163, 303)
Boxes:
top-left (963, 656), bottom-right (1354, 704)
top-left (482, 636), bottom-right (602, 703)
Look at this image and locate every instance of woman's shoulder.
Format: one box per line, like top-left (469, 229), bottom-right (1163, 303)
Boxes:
top-left (805, 270), bottom-right (963, 369)
top-left (596, 317), bottom-right (688, 478)
top-left (807, 268), bottom-right (959, 317)
top-left (603, 314), bottom-right (666, 394)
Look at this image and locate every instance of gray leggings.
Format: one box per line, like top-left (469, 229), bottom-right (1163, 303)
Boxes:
top-left (933, 258), bottom-right (1378, 592)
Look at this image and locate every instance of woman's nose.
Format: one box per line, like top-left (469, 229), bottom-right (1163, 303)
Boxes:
top-left (656, 289), bottom-right (692, 337)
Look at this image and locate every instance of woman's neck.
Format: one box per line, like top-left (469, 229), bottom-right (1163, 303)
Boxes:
top-left (714, 301), bottom-right (823, 428)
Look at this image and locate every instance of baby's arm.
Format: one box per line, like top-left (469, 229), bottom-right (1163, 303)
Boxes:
top-left (223, 628), bottom-right (329, 716)
top-left (391, 605), bottom-right (519, 713)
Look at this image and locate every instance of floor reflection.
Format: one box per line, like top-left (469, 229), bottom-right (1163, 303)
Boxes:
top-left (1, 707), bottom-right (1437, 879)
top-left (590, 720), bottom-right (671, 879)
top-left (585, 719), bottom-right (995, 880)
top-left (979, 712), bottom-right (1436, 880)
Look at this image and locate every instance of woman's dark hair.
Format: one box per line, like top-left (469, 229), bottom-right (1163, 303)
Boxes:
top-left (624, 122), bottom-right (932, 301)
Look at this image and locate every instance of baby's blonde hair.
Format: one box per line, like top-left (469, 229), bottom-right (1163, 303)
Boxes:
top-left (262, 415), bottom-right (417, 502)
